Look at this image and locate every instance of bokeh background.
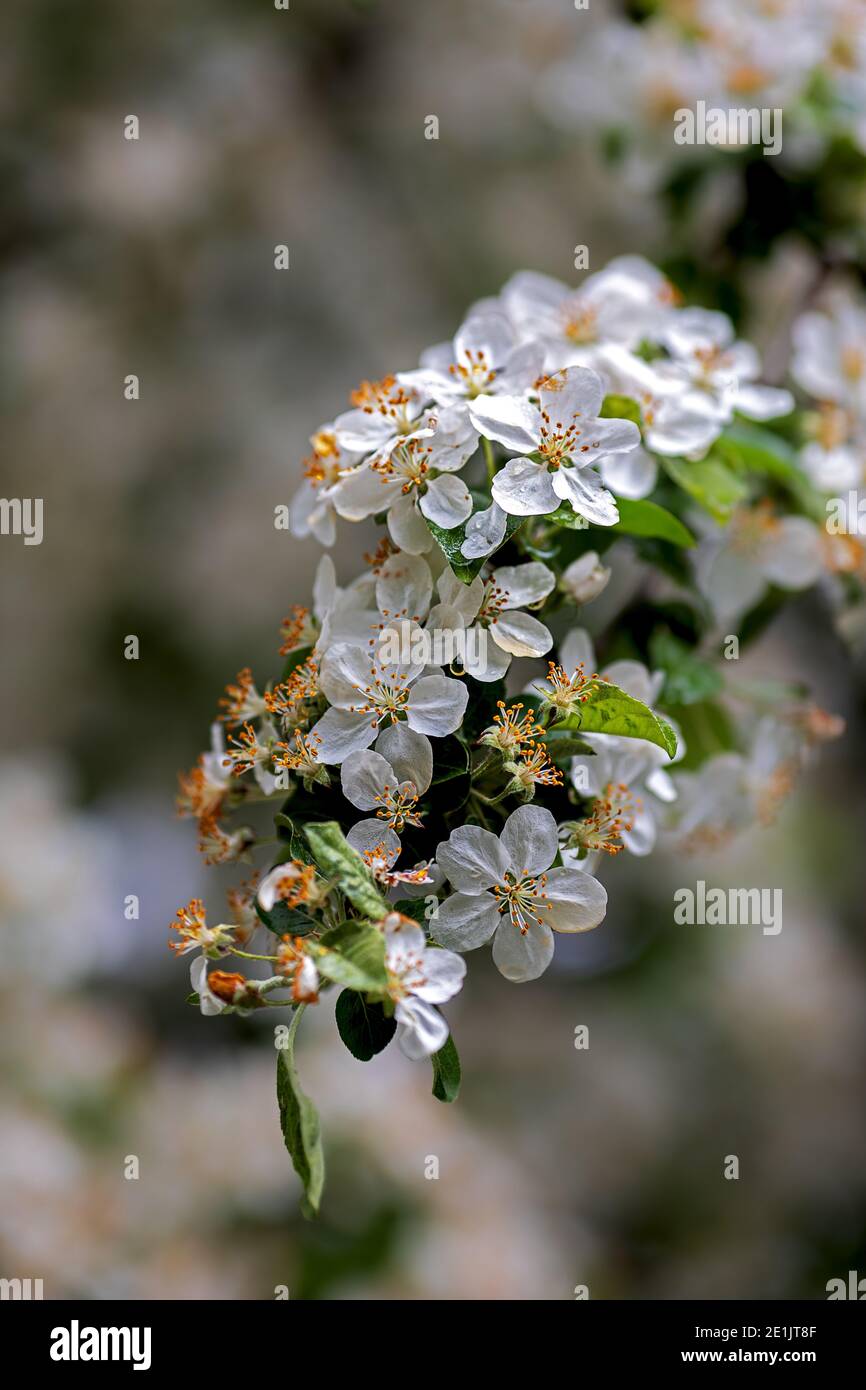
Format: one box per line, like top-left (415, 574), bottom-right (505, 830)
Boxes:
top-left (2, 0), bottom-right (866, 1299)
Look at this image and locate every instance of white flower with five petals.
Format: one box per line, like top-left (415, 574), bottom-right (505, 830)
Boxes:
top-left (310, 634), bottom-right (468, 764)
top-left (341, 723), bottom-right (433, 862)
top-left (429, 561), bottom-right (556, 682)
top-left (468, 367), bottom-right (641, 523)
top-left (431, 804), bottom-right (608, 982)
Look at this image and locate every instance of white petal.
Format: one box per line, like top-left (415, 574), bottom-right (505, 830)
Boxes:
top-left (374, 722), bottom-right (433, 794)
top-left (490, 610), bottom-right (552, 658)
top-left (543, 867), bottom-right (608, 932)
top-left (761, 517), bottom-right (823, 589)
top-left (387, 493), bottom-right (433, 555)
top-left (308, 707), bottom-right (377, 764)
top-left (330, 460), bottom-right (400, 520)
top-left (438, 567), bottom-right (485, 624)
top-left (437, 825), bottom-right (510, 892)
top-left (431, 892), bottom-right (500, 949)
top-left (552, 465), bottom-right (620, 526)
top-left (492, 457), bottom-right (560, 516)
top-left (461, 501), bottom-right (508, 559)
top-left (419, 474), bottom-right (473, 529)
top-left (376, 552), bottom-right (433, 623)
top-left (493, 561), bottom-right (556, 609)
top-left (341, 749), bottom-right (393, 811)
top-left (468, 394), bottom-right (539, 453)
top-left (559, 627), bottom-right (597, 675)
top-left (601, 446), bottom-right (658, 499)
top-left (462, 627), bottom-right (511, 682)
top-left (345, 819), bottom-right (401, 865)
top-left (406, 674), bottom-right (468, 736)
top-left (492, 918), bottom-right (554, 982)
top-left (539, 365), bottom-right (603, 421)
top-left (733, 384), bottom-right (794, 421)
top-left (395, 998), bottom-right (449, 1059)
top-left (500, 804), bottom-right (558, 876)
top-left (413, 945), bottom-right (467, 1002)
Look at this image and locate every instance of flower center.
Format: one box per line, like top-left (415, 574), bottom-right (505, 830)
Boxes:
top-left (449, 348), bottom-right (497, 396)
top-left (373, 437), bottom-right (433, 492)
top-left (561, 301), bottom-right (598, 345)
top-left (374, 782), bottom-right (423, 832)
top-left (350, 666), bottom-right (412, 724)
top-left (493, 871), bottom-right (551, 934)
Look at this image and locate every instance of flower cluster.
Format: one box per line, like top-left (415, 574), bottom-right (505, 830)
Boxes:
top-left (171, 256), bottom-right (850, 1214)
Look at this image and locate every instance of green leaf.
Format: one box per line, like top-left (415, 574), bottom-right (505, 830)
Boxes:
top-left (661, 455), bottom-right (749, 522)
top-left (673, 699), bottom-right (737, 770)
top-left (311, 920), bottom-right (388, 992)
top-left (600, 393), bottom-right (643, 427)
top-left (649, 629), bottom-right (723, 706)
top-left (431, 1034), bottom-right (461, 1103)
top-left (256, 898), bottom-right (319, 937)
top-left (274, 812), bottom-right (317, 865)
top-left (425, 511), bottom-right (524, 582)
top-left (277, 1009), bottom-right (325, 1218)
top-left (335, 990), bottom-right (397, 1061)
top-left (391, 899), bottom-right (427, 927)
top-left (545, 502), bottom-right (591, 530)
top-left (304, 821), bottom-right (388, 920)
top-left (541, 729), bottom-right (597, 766)
top-left (553, 680), bottom-right (677, 758)
top-left (611, 497), bottom-right (695, 548)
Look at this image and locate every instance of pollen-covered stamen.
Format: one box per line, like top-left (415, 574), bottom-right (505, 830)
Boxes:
top-left (274, 728), bottom-right (324, 779)
top-left (266, 659), bottom-right (320, 728)
top-left (541, 660), bottom-right (605, 717)
top-left (225, 722), bottom-right (270, 777)
top-left (481, 700), bottom-right (540, 754)
top-left (808, 402), bottom-right (854, 452)
top-left (449, 347), bottom-right (497, 396)
top-left (841, 345), bottom-right (865, 382)
top-left (565, 780), bottom-right (638, 856)
top-left (560, 301), bottom-right (598, 346)
top-left (226, 873), bottom-right (261, 945)
top-left (350, 375), bottom-right (422, 439)
top-left (276, 935), bottom-right (320, 1003)
top-left (177, 759), bottom-right (226, 821)
top-left (476, 579), bottom-right (508, 624)
top-left (537, 403), bottom-right (583, 469)
top-left (511, 740), bottom-right (563, 790)
top-left (492, 870), bottom-right (552, 935)
top-left (364, 536), bottom-right (399, 572)
top-left (372, 436), bottom-right (433, 492)
top-left (349, 663), bottom-right (412, 726)
top-left (373, 781), bottom-right (423, 832)
top-left (168, 898), bottom-right (234, 956)
top-left (268, 860), bottom-right (319, 910)
top-left (218, 668), bottom-right (267, 728)
top-left (279, 606), bottom-right (317, 657)
top-left (692, 343), bottom-right (733, 387)
top-left (197, 814), bottom-right (254, 866)
top-left (303, 430), bottom-right (343, 487)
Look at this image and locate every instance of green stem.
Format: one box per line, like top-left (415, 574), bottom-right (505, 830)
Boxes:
top-left (230, 948), bottom-right (280, 963)
top-left (481, 435), bottom-right (496, 485)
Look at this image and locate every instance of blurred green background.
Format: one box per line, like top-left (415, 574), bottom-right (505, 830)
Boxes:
top-left (1, 0), bottom-right (865, 1299)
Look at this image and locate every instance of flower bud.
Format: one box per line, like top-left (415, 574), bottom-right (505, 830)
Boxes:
top-left (560, 551), bottom-right (611, 604)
